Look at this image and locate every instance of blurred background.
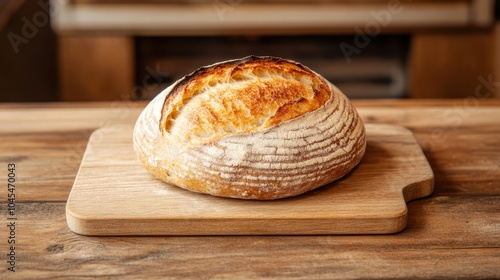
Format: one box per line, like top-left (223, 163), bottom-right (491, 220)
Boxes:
top-left (0, 0), bottom-right (499, 102)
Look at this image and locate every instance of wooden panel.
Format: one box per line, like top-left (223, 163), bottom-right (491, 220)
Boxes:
top-left (2, 197), bottom-right (499, 278)
top-left (0, 101), bottom-right (499, 278)
top-left (58, 36), bottom-right (134, 101)
top-left (66, 124), bottom-right (433, 235)
top-left (1, 101), bottom-right (499, 202)
top-left (410, 31), bottom-right (495, 98)
top-left (0, 0), bottom-right (59, 102)
top-left (0, 104), bottom-right (143, 201)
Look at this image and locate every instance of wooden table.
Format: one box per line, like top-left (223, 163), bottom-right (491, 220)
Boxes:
top-left (0, 100), bottom-right (499, 279)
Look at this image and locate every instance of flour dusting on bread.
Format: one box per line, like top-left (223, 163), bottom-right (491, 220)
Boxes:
top-left (133, 56), bottom-right (366, 200)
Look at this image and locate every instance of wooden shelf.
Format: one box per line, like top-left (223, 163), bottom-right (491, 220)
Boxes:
top-left (51, 0), bottom-right (494, 35)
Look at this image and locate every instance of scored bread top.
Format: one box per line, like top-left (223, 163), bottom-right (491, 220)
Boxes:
top-left (133, 55), bottom-right (366, 199)
top-left (159, 56), bottom-right (331, 145)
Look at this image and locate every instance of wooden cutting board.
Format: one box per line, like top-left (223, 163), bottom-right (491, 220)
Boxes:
top-left (66, 124), bottom-right (433, 235)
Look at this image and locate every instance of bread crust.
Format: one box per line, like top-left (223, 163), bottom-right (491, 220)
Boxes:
top-left (159, 56), bottom-right (331, 146)
top-left (133, 56), bottom-right (366, 200)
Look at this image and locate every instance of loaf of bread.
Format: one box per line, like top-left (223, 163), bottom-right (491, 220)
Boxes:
top-left (133, 56), bottom-right (366, 200)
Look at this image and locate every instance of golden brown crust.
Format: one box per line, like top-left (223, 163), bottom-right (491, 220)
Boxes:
top-left (133, 56), bottom-right (366, 200)
top-left (159, 56), bottom-right (331, 145)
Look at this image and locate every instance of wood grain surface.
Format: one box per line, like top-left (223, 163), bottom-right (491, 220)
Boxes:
top-left (0, 99), bottom-right (499, 279)
top-left (67, 124), bottom-right (433, 235)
